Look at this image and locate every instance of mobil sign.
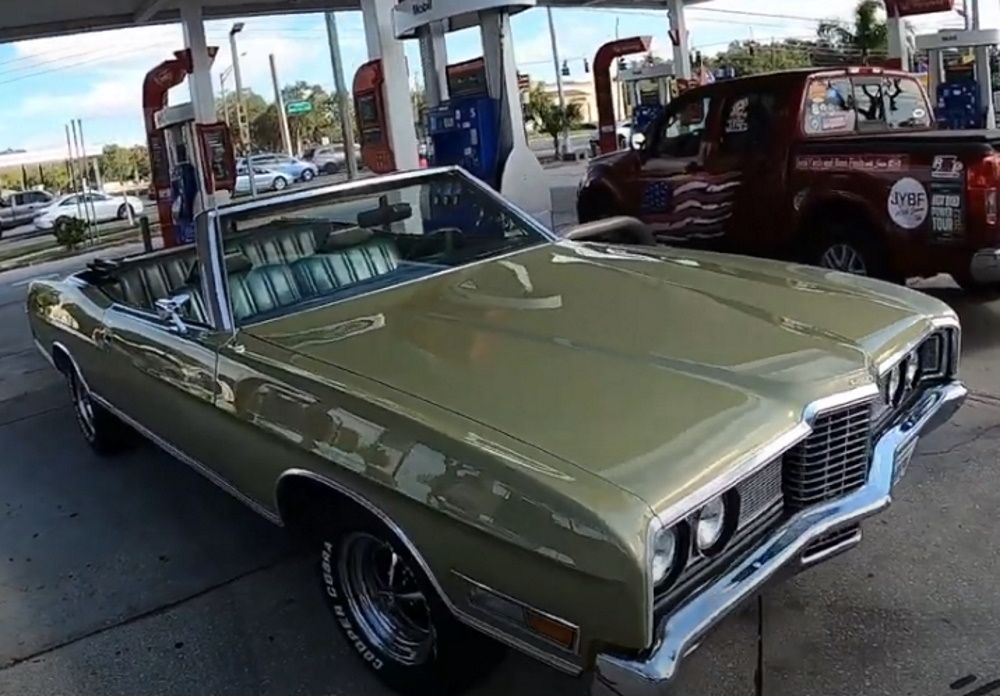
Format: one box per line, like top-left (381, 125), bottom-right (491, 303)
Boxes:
top-left (886, 0), bottom-right (954, 16)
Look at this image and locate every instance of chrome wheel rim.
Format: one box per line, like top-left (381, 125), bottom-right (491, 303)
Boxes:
top-left (71, 375), bottom-right (96, 441)
top-left (274, 178), bottom-right (286, 190)
top-left (820, 243), bottom-right (868, 275)
top-left (338, 532), bottom-right (434, 666)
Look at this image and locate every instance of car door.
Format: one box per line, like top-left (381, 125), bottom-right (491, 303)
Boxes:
top-left (709, 87), bottom-right (786, 255)
top-left (632, 91), bottom-right (728, 246)
top-left (98, 296), bottom-right (229, 472)
top-left (86, 193), bottom-right (114, 221)
top-left (10, 193), bottom-right (29, 225)
top-left (25, 191), bottom-right (51, 217)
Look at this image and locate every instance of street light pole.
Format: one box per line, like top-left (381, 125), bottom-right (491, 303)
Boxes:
top-left (269, 54), bottom-right (294, 156)
top-left (325, 11), bottom-right (359, 180)
top-left (229, 22), bottom-right (256, 197)
top-left (547, 7), bottom-right (569, 158)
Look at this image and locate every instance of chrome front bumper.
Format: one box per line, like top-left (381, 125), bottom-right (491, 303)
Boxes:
top-left (591, 381), bottom-right (967, 696)
top-left (970, 249), bottom-right (1000, 284)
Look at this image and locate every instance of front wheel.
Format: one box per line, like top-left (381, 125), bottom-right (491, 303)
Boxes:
top-left (66, 368), bottom-right (132, 455)
top-left (319, 517), bottom-right (503, 695)
top-left (810, 220), bottom-right (889, 280)
top-left (301, 168), bottom-right (316, 182)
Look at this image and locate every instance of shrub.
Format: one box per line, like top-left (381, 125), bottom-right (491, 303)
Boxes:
top-left (53, 217), bottom-right (87, 250)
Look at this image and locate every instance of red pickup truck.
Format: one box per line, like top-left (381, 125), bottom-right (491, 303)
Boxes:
top-left (577, 67), bottom-right (1000, 288)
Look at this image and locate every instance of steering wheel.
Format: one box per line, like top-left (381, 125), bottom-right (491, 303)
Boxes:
top-left (408, 227), bottom-right (462, 261)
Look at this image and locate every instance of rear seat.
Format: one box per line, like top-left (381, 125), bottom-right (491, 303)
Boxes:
top-left (117, 226), bottom-right (402, 324)
top-left (110, 251), bottom-right (197, 311)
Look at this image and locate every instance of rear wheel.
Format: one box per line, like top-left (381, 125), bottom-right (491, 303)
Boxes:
top-left (272, 176), bottom-right (288, 191)
top-left (319, 514), bottom-right (503, 695)
top-left (322, 162), bottom-right (339, 175)
top-left (116, 204), bottom-right (136, 220)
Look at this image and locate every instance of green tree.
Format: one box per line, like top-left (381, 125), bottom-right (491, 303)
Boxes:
top-left (99, 144), bottom-right (137, 182)
top-left (817, 0), bottom-right (888, 64)
top-left (523, 83), bottom-right (584, 154)
top-left (709, 39), bottom-right (812, 76)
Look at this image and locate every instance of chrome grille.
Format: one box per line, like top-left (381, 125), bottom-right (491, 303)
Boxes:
top-left (783, 402), bottom-right (873, 510)
top-left (737, 458), bottom-right (782, 528)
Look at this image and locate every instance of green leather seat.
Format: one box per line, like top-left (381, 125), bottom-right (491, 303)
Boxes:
top-left (113, 253), bottom-right (196, 311)
top-left (229, 264), bottom-right (303, 322)
top-left (291, 240), bottom-right (400, 297)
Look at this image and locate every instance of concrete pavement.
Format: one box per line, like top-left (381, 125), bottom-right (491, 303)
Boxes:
top-left (2, 175), bottom-right (1000, 696)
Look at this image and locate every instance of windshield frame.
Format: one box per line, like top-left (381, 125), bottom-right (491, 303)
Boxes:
top-left (194, 167), bottom-right (557, 333)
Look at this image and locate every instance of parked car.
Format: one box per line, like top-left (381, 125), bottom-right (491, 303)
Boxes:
top-left (28, 167), bottom-right (965, 696)
top-left (578, 66), bottom-right (1000, 290)
top-left (589, 120), bottom-right (632, 157)
top-left (240, 153), bottom-right (319, 182)
top-left (303, 144), bottom-right (362, 175)
top-left (0, 189), bottom-right (54, 235)
top-left (234, 167), bottom-right (290, 195)
top-left (34, 192), bottom-right (144, 231)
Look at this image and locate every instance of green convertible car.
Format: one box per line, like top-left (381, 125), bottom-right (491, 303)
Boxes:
top-left (28, 168), bottom-right (965, 695)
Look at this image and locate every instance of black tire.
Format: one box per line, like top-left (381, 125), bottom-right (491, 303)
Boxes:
top-left (66, 368), bottom-right (132, 455)
top-left (322, 162), bottom-right (339, 175)
top-left (116, 204), bottom-right (134, 220)
top-left (301, 168), bottom-right (316, 182)
top-left (810, 218), bottom-right (889, 280)
top-left (272, 176), bottom-right (289, 192)
top-left (319, 515), bottom-right (503, 695)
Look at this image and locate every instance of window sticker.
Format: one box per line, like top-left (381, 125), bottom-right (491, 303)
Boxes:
top-left (888, 177), bottom-right (929, 230)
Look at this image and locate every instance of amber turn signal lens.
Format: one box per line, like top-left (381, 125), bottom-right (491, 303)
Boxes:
top-left (525, 610), bottom-right (578, 650)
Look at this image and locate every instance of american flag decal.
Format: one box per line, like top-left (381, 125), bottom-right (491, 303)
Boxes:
top-left (640, 171), bottom-right (743, 242)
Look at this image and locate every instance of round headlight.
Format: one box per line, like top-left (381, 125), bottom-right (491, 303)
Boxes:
top-left (695, 496), bottom-right (728, 553)
top-left (651, 527), bottom-right (679, 585)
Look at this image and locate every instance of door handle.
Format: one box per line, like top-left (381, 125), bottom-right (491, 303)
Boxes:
top-left (93, 327), bottom-right (110, 347)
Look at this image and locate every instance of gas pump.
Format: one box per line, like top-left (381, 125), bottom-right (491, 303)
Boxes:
top-left (154, 103), bottom-right (236, 246)
top-left (392, 0), bottom-right (551, 226)
top-left (916, 28), bottom-right (1000, 130)
top-left (353, 59), bottom-right (397, 174)
top-left (618, 61), bottom-right (675, 137)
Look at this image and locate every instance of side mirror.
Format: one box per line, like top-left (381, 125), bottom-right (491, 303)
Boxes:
top-left (155, 294), bottom-right (192, 334)
top-left (631, 132), bottom-right (647, 151)
top-left (564, 216), bottom-right (657, 246)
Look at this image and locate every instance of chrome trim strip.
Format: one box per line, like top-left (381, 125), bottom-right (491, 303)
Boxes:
top-left (593, 380), bottom-right (967, 696)
top-left (274, 468), bottom-right (583, 676)
top-left (799, 527), bottom-right (863, 567)
top-left (34, 338), bottom-right (55, 367)
top-left (878, 317), bottom-right (958, 377)
top-left (452, 570), bottom-right (582, 654)
top-left (194, 211), bottom-right (235, 333)
top-left (91, 393), bottom-right (280, 526)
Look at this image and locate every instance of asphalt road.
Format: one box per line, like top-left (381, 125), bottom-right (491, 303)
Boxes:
top-left (3, 203), bottom-right (1000, 695)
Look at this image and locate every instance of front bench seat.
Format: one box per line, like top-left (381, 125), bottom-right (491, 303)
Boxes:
top-left (291, 239), bottom-right (400, 296)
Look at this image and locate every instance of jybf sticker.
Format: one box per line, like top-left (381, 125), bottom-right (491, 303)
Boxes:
top-left (888, 178), bottom-right (929, 230)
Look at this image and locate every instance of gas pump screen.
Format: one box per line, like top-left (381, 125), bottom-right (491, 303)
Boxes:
top-left (447, 59), bottom-right (488, 98)
top-left (358, 95), bottom-right (379, 129)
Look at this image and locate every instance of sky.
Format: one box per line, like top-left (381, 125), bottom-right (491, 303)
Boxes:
top-left (0, 0), bottom-right (989, 152)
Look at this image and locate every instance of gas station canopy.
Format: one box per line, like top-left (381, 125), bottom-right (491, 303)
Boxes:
top-left (0, 0), bottom-right (706, 42)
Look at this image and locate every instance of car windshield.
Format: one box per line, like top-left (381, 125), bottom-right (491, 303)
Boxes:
top-left (217, 170), bottom-right (551, 324)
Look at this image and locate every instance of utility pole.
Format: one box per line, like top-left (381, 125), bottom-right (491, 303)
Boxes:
top-left (547, 7), bottom-right (569, 158)
top-left (270, 54), bottom-right (294, 156)
top-left (325, 11), bottom-right (358, 180)
top-left (229, 22), bottom-right (256, 196)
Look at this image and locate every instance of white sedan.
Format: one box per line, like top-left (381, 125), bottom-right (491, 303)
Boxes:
top-left (34, 192), bottom-right (144, 231)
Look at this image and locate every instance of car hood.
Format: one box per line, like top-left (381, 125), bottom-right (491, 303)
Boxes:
top-left (246, 241), bottom-right (950, 515)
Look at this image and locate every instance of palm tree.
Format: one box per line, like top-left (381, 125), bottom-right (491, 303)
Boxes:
top-left (817, 0), bottom-right (888, 64)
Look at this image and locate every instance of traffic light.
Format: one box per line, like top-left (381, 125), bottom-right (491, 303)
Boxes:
top-left (583, 59), bottom-right (590, 74)
top-left (561, 60), bottom-right (570, 77)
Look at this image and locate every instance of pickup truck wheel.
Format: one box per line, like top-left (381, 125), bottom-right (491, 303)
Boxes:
top-left (812, 224), bottom-right (886, 279)
top-left (319, 518), bottom-right (502, 694)
top-left (66, 369), bottom-right (132, 455)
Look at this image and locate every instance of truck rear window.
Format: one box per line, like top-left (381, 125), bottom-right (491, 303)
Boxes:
top-left (803, 75), bottom-right (931, 135)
